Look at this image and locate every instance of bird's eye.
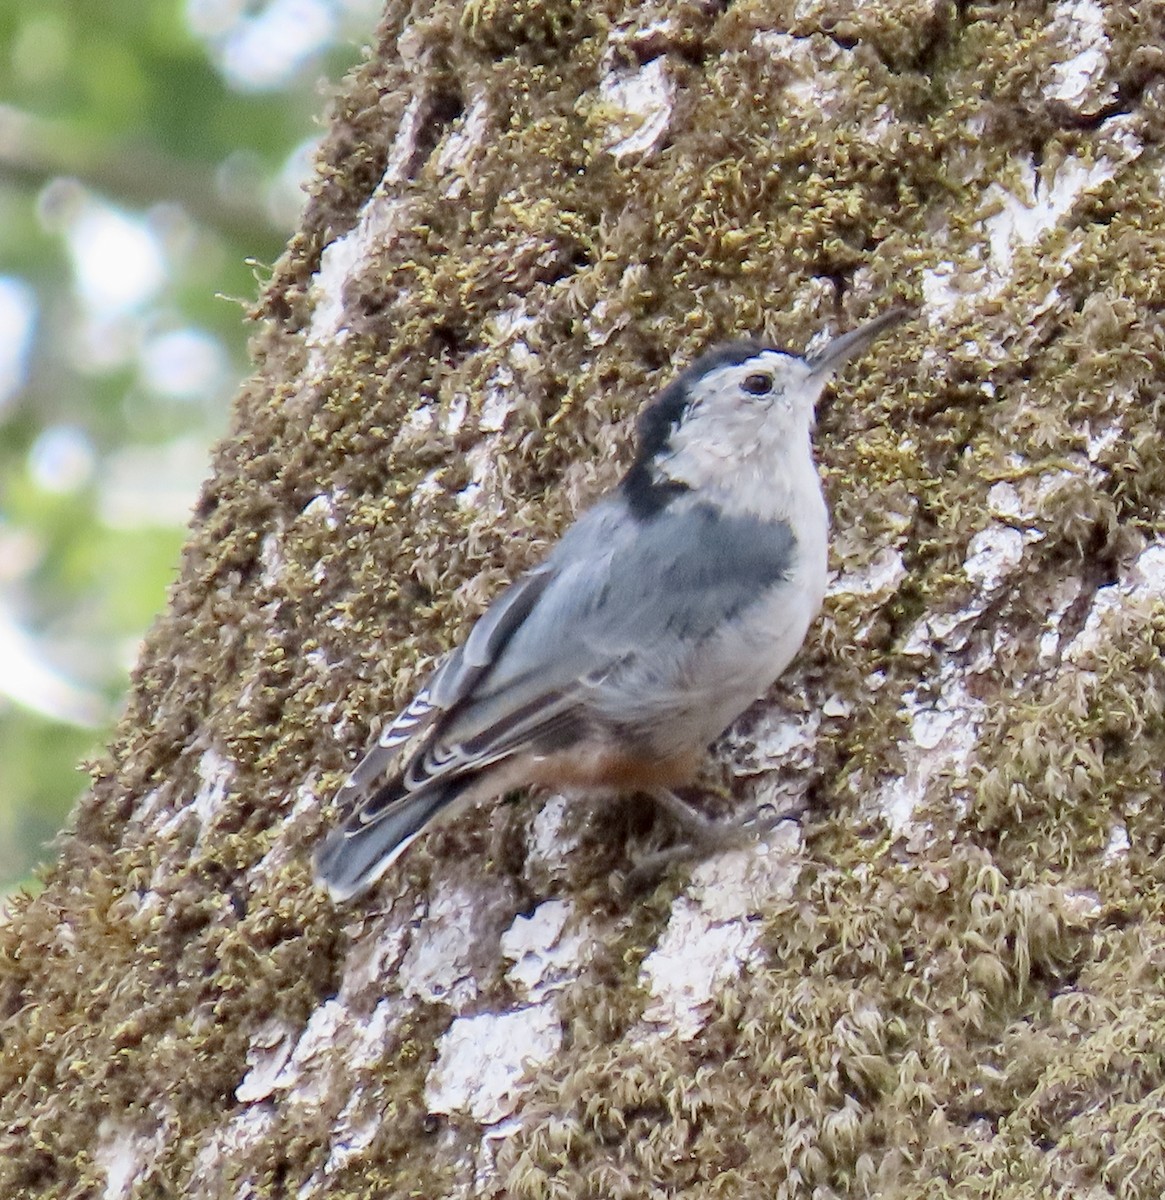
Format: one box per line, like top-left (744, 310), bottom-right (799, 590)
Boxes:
top-left (742, 372), bottom-right (773, 396)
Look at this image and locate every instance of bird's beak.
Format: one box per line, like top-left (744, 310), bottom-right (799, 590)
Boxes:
top-left (806, 305), bottom-right (913, 377)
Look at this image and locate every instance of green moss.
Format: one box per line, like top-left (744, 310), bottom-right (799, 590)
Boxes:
top-left (7, 0), bottom-right (1165, 1196)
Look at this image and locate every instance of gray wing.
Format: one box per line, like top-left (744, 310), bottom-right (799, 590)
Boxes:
top-left (327, 560), bottom-right (558, 810)
top-left (318, 493), bottom-right (796, 896)
top-left (411, 493), bottom-right (797, 772)
top-left (334, 491), bottom-right (795, 806)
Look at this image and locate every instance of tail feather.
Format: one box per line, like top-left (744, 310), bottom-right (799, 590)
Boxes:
top-left (313, 780), bottom-right (458, 901)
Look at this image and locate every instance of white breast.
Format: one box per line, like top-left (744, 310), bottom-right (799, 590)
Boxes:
top-left (601, 490), bottom-right (828, 761)
top-left (596, 421), bottom-right (830, 761)
top-left (674, 518), bottom-right (826, 749)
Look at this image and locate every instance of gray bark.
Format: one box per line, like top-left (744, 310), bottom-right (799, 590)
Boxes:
top-left (5, 1), bottom-right (1165, 1197)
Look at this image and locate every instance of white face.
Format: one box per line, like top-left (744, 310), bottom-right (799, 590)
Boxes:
top-left (692, 350), bottom-right (819, 423)
top-left (634, 312), bottom-right (907, 514)
top-left (659, 350), bottom-right (827, 486)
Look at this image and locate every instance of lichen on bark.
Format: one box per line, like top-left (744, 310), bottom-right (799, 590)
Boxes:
top-left (5, 1), bottom-right (1165, 1197)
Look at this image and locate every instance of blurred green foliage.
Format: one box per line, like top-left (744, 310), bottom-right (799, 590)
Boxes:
top-left (0, 0), bottom-right (375, 894)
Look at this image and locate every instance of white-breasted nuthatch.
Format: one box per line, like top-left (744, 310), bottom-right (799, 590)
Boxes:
top-left (315, 307), bottom-right (909, 900)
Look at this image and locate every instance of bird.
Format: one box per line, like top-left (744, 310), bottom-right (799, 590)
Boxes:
top-left (314, 307), bottom-right (910, 900)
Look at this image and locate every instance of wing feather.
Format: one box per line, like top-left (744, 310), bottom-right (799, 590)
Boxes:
top-left (317, 492), bottom-right (798, 896)
top-left (327, 561), bottom-right (560, 819)
top-left (342, 495), bottom-right (795, 811)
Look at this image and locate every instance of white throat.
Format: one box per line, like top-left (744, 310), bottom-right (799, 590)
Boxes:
top-left (657, 407), bottom-right (821, 525)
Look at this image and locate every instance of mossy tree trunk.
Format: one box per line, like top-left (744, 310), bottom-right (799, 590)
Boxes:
top-left (6, 1), bottom-right (1165, 1196)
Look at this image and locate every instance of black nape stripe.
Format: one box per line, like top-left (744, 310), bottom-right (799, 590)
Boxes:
top-left (633, 340), bottom-right (771, 463)
top-left (621, 463), bottom-right (690, 519)
top-left (621, 339), bottom-right (778, 520)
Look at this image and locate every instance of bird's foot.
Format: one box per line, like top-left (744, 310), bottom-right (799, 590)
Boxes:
top-left (622, 787), bottom-right (805, 890)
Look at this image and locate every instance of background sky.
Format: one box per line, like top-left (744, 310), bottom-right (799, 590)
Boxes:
top-left (0, 0), bottom-right (378, 893)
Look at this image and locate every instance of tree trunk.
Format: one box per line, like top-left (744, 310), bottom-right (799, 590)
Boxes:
top-left (5, 1), bottom-right (1165, 1197)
